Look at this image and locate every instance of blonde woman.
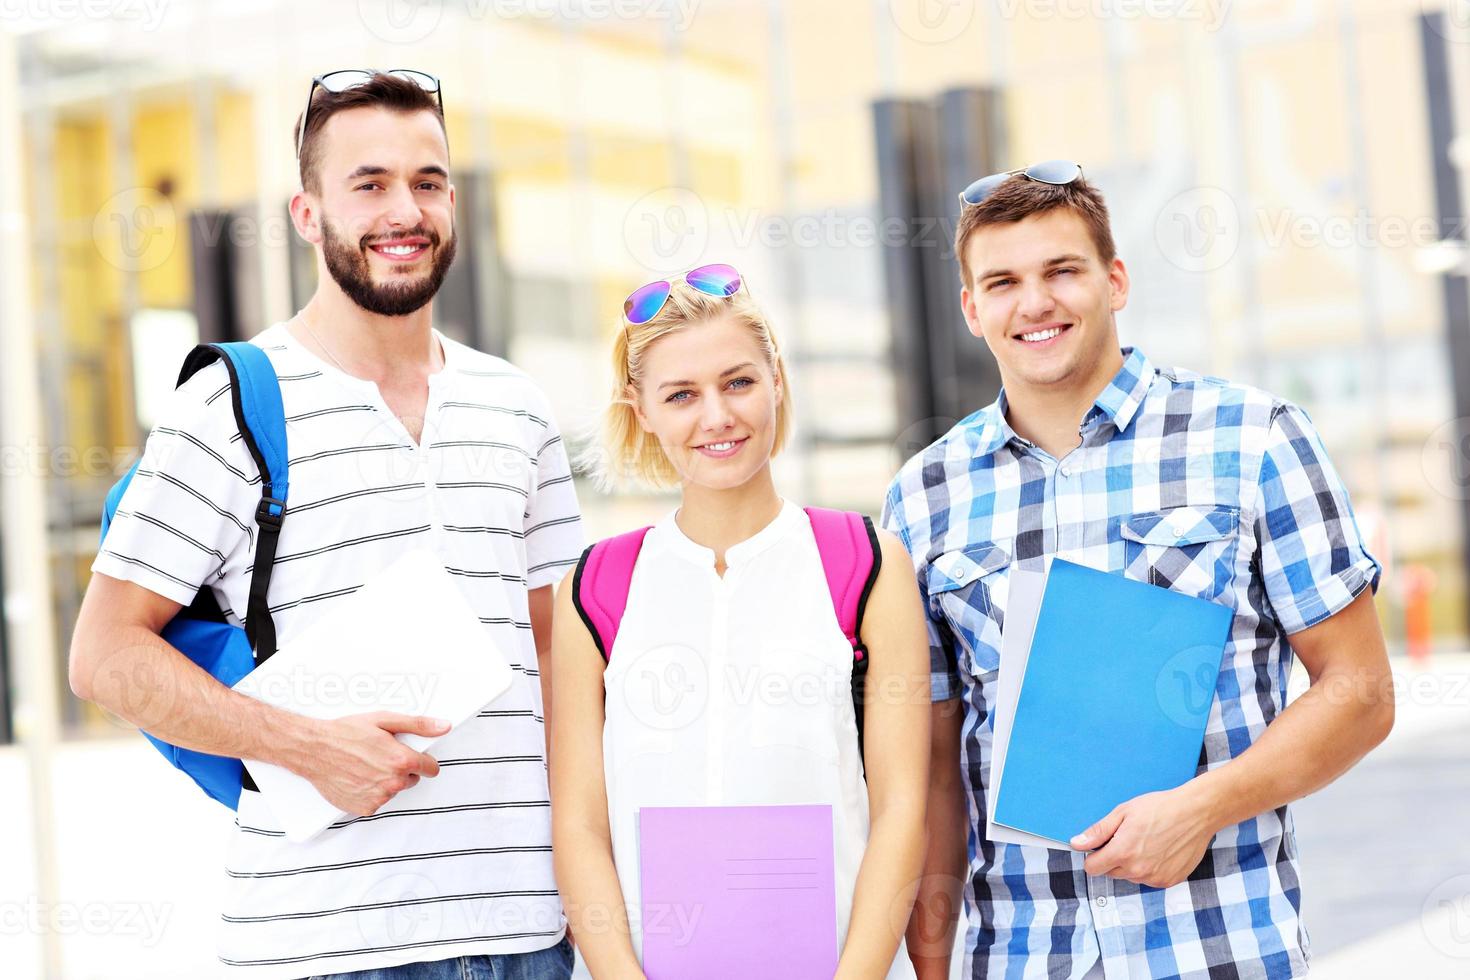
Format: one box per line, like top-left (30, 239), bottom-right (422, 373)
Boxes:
top-left (549, 264), bottom-right (930, 979)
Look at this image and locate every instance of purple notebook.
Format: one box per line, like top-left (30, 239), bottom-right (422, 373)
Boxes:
top-left (638, 804), bottom-right (838, 978)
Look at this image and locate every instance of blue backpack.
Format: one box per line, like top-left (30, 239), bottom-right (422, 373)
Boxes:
top-left (98, 342), bottom-right (289, 809)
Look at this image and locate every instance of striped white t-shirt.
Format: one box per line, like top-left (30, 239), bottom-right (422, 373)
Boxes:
top-left (93, 322), bottom-right (584, 978)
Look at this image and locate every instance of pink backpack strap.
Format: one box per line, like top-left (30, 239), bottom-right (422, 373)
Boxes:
top-left (804, 507), bottom-right (882, 660)
top-left (806, 507), bottom-right (882, 766)
top-left (571, 526), bottom-right (653, 662)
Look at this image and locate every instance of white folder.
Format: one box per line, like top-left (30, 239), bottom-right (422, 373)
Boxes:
top-left (232, 548), bottom-right (515, 842)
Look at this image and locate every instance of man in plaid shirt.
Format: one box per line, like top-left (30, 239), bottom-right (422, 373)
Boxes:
top-left (886, 166), bottom-right (1395, 980)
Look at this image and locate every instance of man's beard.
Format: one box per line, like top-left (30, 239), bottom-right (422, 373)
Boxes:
top-left (321, 217), bottom-right (458, 317)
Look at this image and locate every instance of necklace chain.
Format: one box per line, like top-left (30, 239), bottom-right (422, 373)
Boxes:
top-left (301, 314), bottom-right (352, 376)
top-left (299, 313), bottom-right (444, 376)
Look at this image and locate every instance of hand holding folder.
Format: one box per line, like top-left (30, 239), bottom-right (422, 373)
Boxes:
top-left (987, 558), bottom-right (1233, 850)
top-left (232, 549), bottom-right (515, 842)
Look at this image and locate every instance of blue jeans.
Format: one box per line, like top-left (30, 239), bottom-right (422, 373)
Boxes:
top-left (305, 936), bottom-right (575, 980)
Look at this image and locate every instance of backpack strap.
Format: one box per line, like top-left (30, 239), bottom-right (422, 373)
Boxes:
top-left (572, 511), bottom-right (883, 765)
top-left (805, 507), bottom-right (882, 762)
top-left (571, 526), bottom-right (653, 662)
top-left (178, 342), bottom-right (289, 662)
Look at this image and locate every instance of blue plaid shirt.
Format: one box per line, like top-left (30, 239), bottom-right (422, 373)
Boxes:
top-left (882, 347), bottom-right (1380, 980)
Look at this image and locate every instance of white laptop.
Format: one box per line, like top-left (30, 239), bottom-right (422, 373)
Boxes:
top-left (233, 548), bottom-right (515, 842)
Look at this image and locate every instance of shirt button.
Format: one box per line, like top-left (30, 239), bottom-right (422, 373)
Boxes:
top-left (1060, 465), bottom-right (1072, 477)
top-left (1096, 896), bottom-right (1108, 907)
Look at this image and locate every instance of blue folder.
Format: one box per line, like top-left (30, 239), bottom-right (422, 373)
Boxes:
top-left (992, 559), bottom-right (1234, 846)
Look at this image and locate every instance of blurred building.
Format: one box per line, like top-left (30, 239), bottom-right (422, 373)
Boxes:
top-left (5, 0), bottom-right (1470, 737)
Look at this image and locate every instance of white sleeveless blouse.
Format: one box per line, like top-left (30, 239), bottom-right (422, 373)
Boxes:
top-left (601, 499), bottom-right (915, 978)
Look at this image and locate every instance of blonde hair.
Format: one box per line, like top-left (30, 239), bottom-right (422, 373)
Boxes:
top-left (587, 279), bottom-right (793, 490)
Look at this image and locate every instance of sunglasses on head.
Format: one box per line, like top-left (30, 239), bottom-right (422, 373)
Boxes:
top-left (958, 160), bottom-right (1083, 207)
top-left (622, 263), bottom-right (744, 325)
top-left (296, 69), bottom-right (443, 159)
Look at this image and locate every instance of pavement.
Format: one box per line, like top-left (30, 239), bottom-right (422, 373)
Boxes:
top-left (1293, 653), bottom-right (1470, 980)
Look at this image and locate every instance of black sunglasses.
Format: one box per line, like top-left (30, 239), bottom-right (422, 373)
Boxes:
top-left (958, 160), bottom-right (1083, 207)
top-left (296, 69), bottom-right (443, 159)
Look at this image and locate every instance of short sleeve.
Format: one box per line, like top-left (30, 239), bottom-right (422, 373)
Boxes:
top-left (522, 395), bottom-right (584, 590)
top-left (93, 363), bottom-right (260, 609)
top-left (882, 480), bottom-right (962, 702)
top-left (1252, 403), bottom-right (1381, 634)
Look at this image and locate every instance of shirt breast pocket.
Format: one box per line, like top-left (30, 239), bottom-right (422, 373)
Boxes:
top-left (928, 543), bottom-right (1011, 678)
top-left (1120, 505), bottom-right (1240, 602)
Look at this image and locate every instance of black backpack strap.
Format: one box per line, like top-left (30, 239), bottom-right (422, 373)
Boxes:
top-left (179, 343), bottom-right (289, 664)
top-left (851, 515), bottom-right (883, 765)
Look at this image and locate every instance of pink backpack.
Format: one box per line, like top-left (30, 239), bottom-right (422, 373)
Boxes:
top-left (571, 507), bottom-right (882, 759)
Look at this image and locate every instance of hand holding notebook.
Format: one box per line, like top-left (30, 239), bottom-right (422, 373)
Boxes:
top-left (987, 558), bottom-right (1233, 850)
top-left (232, 548), bottom-right (515, 842)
